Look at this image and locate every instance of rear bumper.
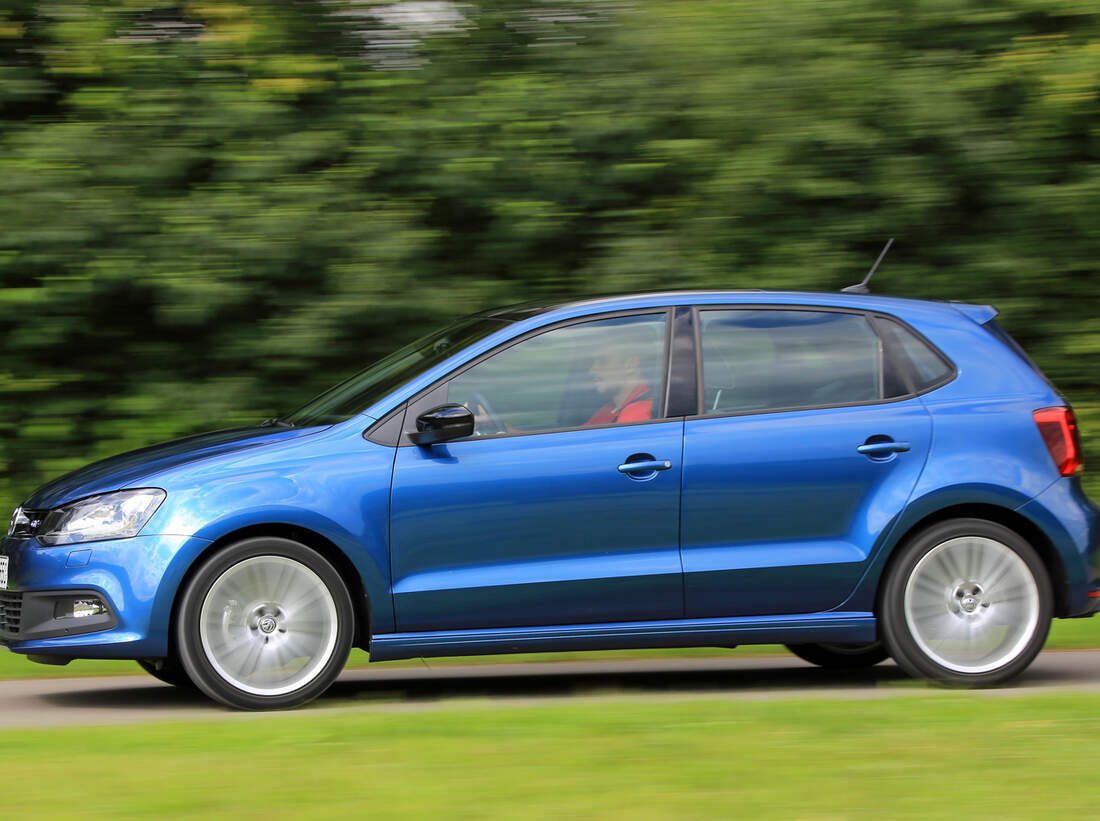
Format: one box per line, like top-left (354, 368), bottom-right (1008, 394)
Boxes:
top-left (1016, 477), bottom-right (1100, 618)
top-left (0, 531), bottom-right (212, 659)
top-left (1083, 578), bottom-right (1100, 615)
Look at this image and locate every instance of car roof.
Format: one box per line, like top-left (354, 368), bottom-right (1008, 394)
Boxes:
top-left (482, 290), bottom-right (994, 324)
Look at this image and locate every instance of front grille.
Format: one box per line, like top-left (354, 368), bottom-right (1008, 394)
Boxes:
top-left (0, 591), bottom-right (22, 638)
top-left (8, 508), bottom-right (47, 539)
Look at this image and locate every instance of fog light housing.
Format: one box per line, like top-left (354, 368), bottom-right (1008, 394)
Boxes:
top-left (10, 590), bottom-right (117, 641)
top-left (54, 597), bottom-right (108, 620)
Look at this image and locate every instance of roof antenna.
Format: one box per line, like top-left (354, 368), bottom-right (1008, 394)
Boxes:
top-left (842, 238), bottom-right (894, 294)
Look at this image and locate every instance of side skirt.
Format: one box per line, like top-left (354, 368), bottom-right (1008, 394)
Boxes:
top-left (369, 611), bottom-right (876, 661)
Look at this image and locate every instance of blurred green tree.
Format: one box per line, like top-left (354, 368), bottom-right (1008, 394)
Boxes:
top-left (0, 0), bottom-right (1098, 508)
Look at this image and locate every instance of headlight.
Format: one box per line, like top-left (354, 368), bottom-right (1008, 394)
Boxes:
top-left (37, 489), bottom-right (166, 546)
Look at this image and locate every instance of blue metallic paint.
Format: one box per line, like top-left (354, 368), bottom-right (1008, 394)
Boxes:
top-left (3, 420), bottom-right (398, 655)
top-left (681, 398), bottom-right (932, 617)
top-left (390, 421), bottom-right (685, 630)
top-left (1, 290), bottom-right (1097, 665)
top-left (23, 425), bottom-right (324, 511)
top-left (143, 421), bottom-right (398, 634)
top-left (3, 533), bottom-right (208, 658)
top-left (1017, 478), bottom-right (1100, 615)
top-left (837, 482), bottom-right (1050, 614)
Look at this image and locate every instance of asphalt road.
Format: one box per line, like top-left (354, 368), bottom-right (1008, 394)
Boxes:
top-left (3, 650), bottom-right (1100, 729)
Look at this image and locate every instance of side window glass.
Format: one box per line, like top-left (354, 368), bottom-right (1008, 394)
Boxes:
top-left (878, 318), bottom-right (953, 391)
top-left (699, 309), bottom-right (883, 414)
top-left (446, 313), bottom-right (667, 436)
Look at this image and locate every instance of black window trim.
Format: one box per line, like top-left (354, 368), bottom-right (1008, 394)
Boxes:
top-left (363, 403), bottom-right (407, 446)
top-left (872, 315), bottom-right (917, 397)
top-left (687, 303), bottom-right (958, 422)
top-left (693, 306), bottom-right (705, 416)
top-left (666, 306), bottom-right (700, 418)
top-left (371, 307), bottom-right (680, 447)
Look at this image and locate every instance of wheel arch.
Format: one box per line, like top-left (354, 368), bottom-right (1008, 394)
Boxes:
top-left (874, 502), bottom-right (1069, 618)
top-left (168, 523), bottom-right (373, 654)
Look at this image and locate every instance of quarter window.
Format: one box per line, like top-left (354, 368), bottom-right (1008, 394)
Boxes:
top-left (445, 313), bottom-right (668, 436)
top-left (699, 309), bottom-right (892, 414)
top-left (876, 318), bottom-right (953, 392)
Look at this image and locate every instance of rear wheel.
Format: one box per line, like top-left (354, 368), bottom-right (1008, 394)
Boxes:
top-left (785, 642), bottom-right (888, 669)
top-left (176, 537), bottom-right (355, 710)
top-left (880, 518), bottom-right (1051, 686)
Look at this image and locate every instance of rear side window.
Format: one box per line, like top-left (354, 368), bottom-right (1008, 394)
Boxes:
top-left (874, 317), bottom-right (954, 392)
top-left (699, 309), bottom-right (891, 414)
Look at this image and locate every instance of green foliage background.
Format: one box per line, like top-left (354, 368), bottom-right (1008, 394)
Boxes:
top-left (1, 0), bottom-right (1098, 510)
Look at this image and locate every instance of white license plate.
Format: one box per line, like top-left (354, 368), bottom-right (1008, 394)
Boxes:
top-left (0, 556), bottom-right (7, 590)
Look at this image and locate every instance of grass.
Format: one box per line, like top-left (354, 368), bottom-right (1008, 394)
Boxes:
top-left (2, 692), bottom-right (1100, 818)
top-left (3, 615), bottom-right (1099, 680)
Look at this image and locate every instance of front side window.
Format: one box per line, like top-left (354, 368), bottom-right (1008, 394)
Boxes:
top-left (445, 313), bottom-right (668, 436)
top-left (699, 309), bottom-right (894, 414)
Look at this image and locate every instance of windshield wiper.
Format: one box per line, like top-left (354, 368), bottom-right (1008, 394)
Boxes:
top-left (260, 417), bottom-right (295, 428)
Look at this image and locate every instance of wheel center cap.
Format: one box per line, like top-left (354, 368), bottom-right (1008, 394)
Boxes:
top-left (952, 582), bottom-right (986, 615)
top-left (258, 616), bottom-right (278, 634)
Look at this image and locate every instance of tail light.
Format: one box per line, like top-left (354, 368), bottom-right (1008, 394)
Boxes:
top-left (1033, 406), bottom-right (1083, 476)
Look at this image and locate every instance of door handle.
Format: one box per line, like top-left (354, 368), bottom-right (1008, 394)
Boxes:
top-left (857, 441), bottom-right (911, 455)
top-left (618, 459), bottom-right (672, 474)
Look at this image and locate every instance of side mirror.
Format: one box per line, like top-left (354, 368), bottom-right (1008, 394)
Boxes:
top-left (407, 404), bottom-right (475, 446)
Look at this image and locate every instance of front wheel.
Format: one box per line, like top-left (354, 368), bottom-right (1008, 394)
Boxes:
top-left (785, 642), bottom-right (888, 669)
top-left (175, 537), bottom-right (355, 710)
top-left (880, 518), bottom-right (1052, 687)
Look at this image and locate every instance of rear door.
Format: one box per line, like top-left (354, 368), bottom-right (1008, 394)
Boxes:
top-left (681, 307), bottom-right (934, 617)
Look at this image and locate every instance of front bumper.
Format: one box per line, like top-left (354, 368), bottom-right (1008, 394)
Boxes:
top-left (0, 531), bottom-right (211, 659)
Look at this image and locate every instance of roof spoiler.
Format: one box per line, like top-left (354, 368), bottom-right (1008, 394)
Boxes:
top-left (950, 302), bottom-right (999, 325)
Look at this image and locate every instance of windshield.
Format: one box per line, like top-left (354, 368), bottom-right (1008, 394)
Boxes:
top-left (283, 316), bottom-right (510, 427)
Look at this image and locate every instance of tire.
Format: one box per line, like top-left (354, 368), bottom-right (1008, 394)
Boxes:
top-left (175, 537), bottom-right (355, 710)
top-left (138, 656), bottom-right (195, 689)
top-left (785, 642), bottom-right (888, 669)
top-left (880, 518), bottom-right (1052, 687)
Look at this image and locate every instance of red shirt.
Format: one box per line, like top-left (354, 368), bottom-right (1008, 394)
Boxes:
top-left (585, 383), bottom-right (654, 426)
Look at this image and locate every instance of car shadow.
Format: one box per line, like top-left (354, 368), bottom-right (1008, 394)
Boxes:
top-left (37, 652), bottom-right (1090, 713)
top-left (322, 661), bottom-right (915, 705)
top-left (37, 660), bottom-right (909, 712)
top-left (39, 680), bottom-right (212, 710)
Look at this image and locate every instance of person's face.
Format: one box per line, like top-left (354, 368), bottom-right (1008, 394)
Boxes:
top-left (589, 351), bottom-right (638, 397)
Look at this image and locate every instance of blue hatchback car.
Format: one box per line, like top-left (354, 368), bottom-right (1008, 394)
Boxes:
top-left (2, 291), bottom-right (1097, 709)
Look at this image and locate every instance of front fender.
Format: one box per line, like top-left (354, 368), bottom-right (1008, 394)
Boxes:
top-left (151, 504), bottom-right (393, 635)
top-left (144, 433), bottom-right (398, 635)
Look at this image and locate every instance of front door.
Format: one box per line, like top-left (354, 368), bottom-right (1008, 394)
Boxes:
top-left (389, 311), bottom-right (685, 632)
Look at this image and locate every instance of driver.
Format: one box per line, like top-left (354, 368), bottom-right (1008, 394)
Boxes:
top-left (585, 331), bottom-right (654, 425)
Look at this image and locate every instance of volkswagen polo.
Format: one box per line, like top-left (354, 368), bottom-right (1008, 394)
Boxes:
top-left (1, 290), bottom-right (1097, 709)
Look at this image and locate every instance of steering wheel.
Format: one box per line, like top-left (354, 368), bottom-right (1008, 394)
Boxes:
top-left (468, 391), bottom-right (507, 435)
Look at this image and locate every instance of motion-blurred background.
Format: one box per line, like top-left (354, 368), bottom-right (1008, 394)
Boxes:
top-left (2, 0), bottom-right (1098, 511)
